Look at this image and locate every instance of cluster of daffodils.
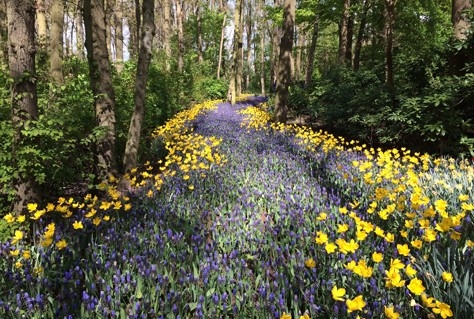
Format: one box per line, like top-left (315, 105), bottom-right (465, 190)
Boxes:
top-left (3, 100), bottom-right (226, 254)
top-left (241, 101), bottom-right (471, 319)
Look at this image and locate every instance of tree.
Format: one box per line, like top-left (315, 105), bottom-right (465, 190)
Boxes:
top-left (75, 0), bottom-right (85, 59)
top-left (123, 0), bottom-right (155, 172)
top-left (7, 0), bottom-right (39, 213)
top-left (353, 0), bottom-right (371, 70)
top-left (114, 0), bottom-right (124, 72)
top-left (274, 0), bottom-right (295, 123)
top-left (84, 0), bottom-right (118, 181)
top-left (228, 0), bottom-right (242, 104)
top-left (305, 16), bottom-right (319, 87)
top-left (217, 0), bottom-right (227, 78)
top-left (338, 0), bottom-right (351, 65)
top-left (384, 0), bottom-right (396, 91)
top-left (50, 0), bottom-right (64, 83)
top-left (175, 0), bottom-right (185, 71)
top-left (163, 0), bottom-right (172, 70)
top-left (452, 0), bottom-right (472, 40)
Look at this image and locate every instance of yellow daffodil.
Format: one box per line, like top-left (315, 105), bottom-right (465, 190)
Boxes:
top-left (72, 220), bottom-right (84, 230)
top-left (56, 239), bottom-right (67, 250)
top-left (384, 306), bottom-right (400, 319)
top-left (407, 278), bottom-right (426, 295)
top-left (280, 312), bottom-right (291, 319)
top-left (432, 301), bottom-right (453, 318)
top-left (304, 258), bottom-right (316, 269)
top-left (331, 285), bottom-right (346, 301)
top-left (346, 295), bottom-right (366, 313)
top-left (442, 272), bottom-right (453, 283)
top-left (11, 230), bottom-right (23, 244)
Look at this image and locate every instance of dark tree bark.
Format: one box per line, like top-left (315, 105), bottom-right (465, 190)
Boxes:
top-left (84, 0), bottom-right (118, 181)
top-left (384, 0), bottom-right (396, 90)
top-left (8, 0), bottom-right (39, 213)
top-left (0, 0), bottom-right (8, 63)
top-left (123, 0), bottom-right (155, 172)
top-left (353, 0), bottom-right (371, 70)
top-left (274, 0), bottom-right (295, 124)
top-left (305, 16), bottom-right (319, 87)
top-left (338, 0), bottom-right (350, 64)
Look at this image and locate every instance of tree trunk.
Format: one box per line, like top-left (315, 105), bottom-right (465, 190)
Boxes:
top-left (245, 1), bottom-right (252, 90)
top-left (0, 0), bottom-right (8, 63)
top-left (338, 0), bottom-right (350, 65)
top-left (345, 11), bottom-right (354, 66)
top-left (8, 0), bottom-right (39, 213)
top-left (259, 0), bottom-right (265, 95)
top-left (135, 0), bottom-right (141, 51)
top-left (50, 0), bottom-right (64, 83)
top-left (115, 0), bottom-right (124, 72)
top-left (353, 0), bottom-right (370, 70)
top-left (176, 0), bottom-right (184, 71)
top-left (227, 0), bottom-right (242, 104)
top-left (452, 0), bottom-right (472, 40)
top-left (236, 6), bottom-right (243, 96)
top-left (76, 0), bottom-right (85, 59)
top-left (305, 16), bottom-right (319, 87)
top-left (163, 0), bottom-right (172, 70)
top-left (295, 27), bottom-right (304, 82)
top-left (123, 0), bottom-right (155, 172)
top-left (196, 1), bottom-right (204, 63)
top-left (217, 1), bottom-right (227, 78)
top-left (274, 0), bottom-right (295, 124)
top-left (384, 0), bottom-right (396, 90)
top-left (84, 0), bottom-right (118, 181)
top-left (36, 0), bottom-right (47, 49)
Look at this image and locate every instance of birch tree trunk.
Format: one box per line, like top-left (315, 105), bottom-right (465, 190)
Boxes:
top-left (8, 0), bottom-right (39, 213)
top-left (123, 0), bottom-right (155, 172)
top-left (274, 0), bottom-right (295, 124)
top-left (84, 0), bottom-right (118, 181)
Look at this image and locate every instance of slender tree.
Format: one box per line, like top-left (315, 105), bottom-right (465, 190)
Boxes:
top-left (274, 0), bottom-right (295, 123)
top-left (0, 0), bottom-right (8, 63)
top-left (163, 0), bottom-right (172, 70)
top-left (50, 0), bottom-right (64, 83)
top-left (175, 0), bottom-right (184, 71)
top-left (36, 0), bottom-right (48, 48)
top-left (217, 0), bottom-right (227, 78)
top-left (384, 0), bottom-right (396, 90)
top-left (228, 0), bottom-right (242, 104)
top-left (353, 0), bottom-right (371, 70)
top-left (305, 16), bottom-right (319, 87)
top-left (8, 0), bottom-right (39, 213)
top-left (84, 0), bottom-right (118, 180)
top-left (114, 0), bottom-right (124, 72)
top-left (338, 0), bottom-right (351, 64)
top-left (76, 0), bottom-right (85, 59)
top-left (123, 0), bottom-right (155, 172)
top-left (259, 0), bottom-right (265, 95)
top-left (196, 0), bottom-right (204, 63)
